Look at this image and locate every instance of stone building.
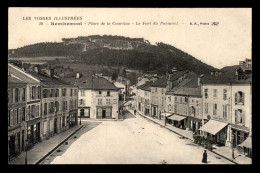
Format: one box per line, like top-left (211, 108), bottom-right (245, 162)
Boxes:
top-left (72, 75), bottom-right (120, 119)
top-left (8, 63), bottom-right (41, 147)
top-left (8, 76), bottom-right (27, 161)
top-left (28, 69), bottom-right (78, 140)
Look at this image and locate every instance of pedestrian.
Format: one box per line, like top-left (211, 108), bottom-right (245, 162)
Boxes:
top-left (134, 109), bottom-right (136, 115)
top-left (202, 150), bottom-right (207, 163)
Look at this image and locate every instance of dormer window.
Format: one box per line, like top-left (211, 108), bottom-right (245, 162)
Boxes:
top-left (99, 91), bottom-right (102, 95)
top-left (107, 91), bottom-right (110, 96)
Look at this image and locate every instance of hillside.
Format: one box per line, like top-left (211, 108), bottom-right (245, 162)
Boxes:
top-left (8, 35), bottom-right (217, 75)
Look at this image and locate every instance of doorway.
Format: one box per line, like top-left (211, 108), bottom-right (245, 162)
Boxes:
top-left (102, 110), bottom-right (106, 118)
top-left (54, 118), bottom-right (57, 134)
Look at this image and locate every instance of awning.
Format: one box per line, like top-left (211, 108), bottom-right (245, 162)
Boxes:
top-left (239, 136), bottom-right (252, 149)
top-left (168, 114), bottom-right (187, 121)
top-left (165, 113), bottom-right (174, 117)
top-left (199, 120), bottom-right (228, 135)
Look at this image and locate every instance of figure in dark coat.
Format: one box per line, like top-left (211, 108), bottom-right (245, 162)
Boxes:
top-left (134, 109), bottom-right (136, 115)
top-left (202, 150), bottom-right (207, 163)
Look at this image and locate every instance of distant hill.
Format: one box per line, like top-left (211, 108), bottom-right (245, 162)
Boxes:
top-left (8, 35), bottom-right (218, 75)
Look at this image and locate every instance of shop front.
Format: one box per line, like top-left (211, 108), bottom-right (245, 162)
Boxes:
top-left (199, 120), bottom-right (229, 146)
top-left (96, 106), bottom-right (112, 119)
top-left (167, 114), bottom-right (187, 129)
top-left (151, 105), bottom-right (158, 118)
top-left (69, 110), bottom-right (78, 128)
top-left (238, 136), bottom-right (252, 158)
top-left (8, 127), bottom-right (22, 160)
top-left (188, 117), bottom-right (202, 133)
top-left (26, 118), bottom-right (41, 146)
top-left (231, 124), bottom-right (249, 148)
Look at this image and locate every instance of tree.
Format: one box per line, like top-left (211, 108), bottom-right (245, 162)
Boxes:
top-left (112, 71), bottom-right (118, 81)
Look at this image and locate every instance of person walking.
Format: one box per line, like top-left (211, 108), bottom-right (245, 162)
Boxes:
top-left (134, 109), bottom-right (136, 115)
top-left (164, 117), bottom-right (167, 126)
top-left (202, 150), bottom-right (207, 163)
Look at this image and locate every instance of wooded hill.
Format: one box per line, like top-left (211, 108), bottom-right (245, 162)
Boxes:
top-left (8, 35), bottom-right (218, 75)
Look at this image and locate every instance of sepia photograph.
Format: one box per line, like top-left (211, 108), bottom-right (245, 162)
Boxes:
top-left (8, 7), bottom-right (252, 164)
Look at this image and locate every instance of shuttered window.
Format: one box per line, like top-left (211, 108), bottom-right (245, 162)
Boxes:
top-left (10, 110), bottom-right (13, 126)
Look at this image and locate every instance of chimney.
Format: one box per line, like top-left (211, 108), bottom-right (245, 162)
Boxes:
top-left (47, 69), bottom-right (54, 77)
top-left (198, 74), bottom-right (204, 86)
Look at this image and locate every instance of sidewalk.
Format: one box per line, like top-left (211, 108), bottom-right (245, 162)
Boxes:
top-left (9, 125), bottom-right (83, 165)
top-left (127, 108), bottom-right (252, 164)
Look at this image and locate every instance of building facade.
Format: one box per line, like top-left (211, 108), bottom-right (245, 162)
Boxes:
top-left (8, 76), bottom-right (27, 161)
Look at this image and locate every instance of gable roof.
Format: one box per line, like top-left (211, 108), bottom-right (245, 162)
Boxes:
top-left (150, 76), bottom-right (167, 87)
top-left (8, 63), bottom-right (40, 84)
top-left (73, 76), bottom-right (119, 90)
top-left (200, 74), bottom-right (252, 85)
top-left (168, 70), bottom-right (189, 81)
top-left (27, 71), bottom-right (73, 87)
top-left (173, 87), bottom-right (201, 97)
top-left (8, 76), bottom-right (27, 84)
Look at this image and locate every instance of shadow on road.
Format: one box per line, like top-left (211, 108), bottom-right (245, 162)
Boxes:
top-left (122, 110), bottom-right (136, 120)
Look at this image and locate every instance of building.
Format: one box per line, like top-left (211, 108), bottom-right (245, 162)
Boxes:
top-left (150, 76), bottom-right (167, 120)
top-left (114, 81), bottom-right (126, 101)
top-left (8, 63), bottom-right (42, 147)
top-left (136, 81), bottom-right (152, 116)
top-left (200, 64), bottom-right (252, 148)
top-left (28, 69), bottom-right (78, 140)
top-left (72, 75), bottom-right (120, 119)
top-left (8, 76), bottom-right (27, 161)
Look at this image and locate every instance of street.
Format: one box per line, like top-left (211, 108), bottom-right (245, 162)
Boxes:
top-left (49, 111), bottom-right (234, 164)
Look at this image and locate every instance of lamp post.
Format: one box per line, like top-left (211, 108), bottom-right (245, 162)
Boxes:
top-left (232, 134), bottom-right (235, 159)
top-left (80, 113), bottom-right (82, 125)
top-left (25, 139), bottom-right (28, 165)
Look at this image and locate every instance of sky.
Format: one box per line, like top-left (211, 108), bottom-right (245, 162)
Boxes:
top-left (8, 8), bottom-right (252, 69)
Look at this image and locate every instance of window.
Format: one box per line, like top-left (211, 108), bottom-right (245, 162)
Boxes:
top-left (168, 104), bottom-right (172, 112)
top-left (235, 91), bottom-right (244, 105)
top-left (161, 88), bottom-right (164, 94)
top-left (71, 89), bottom-right (73, 96)
top-left (43, 89), bottom-right (48, 98)
top-left (168, 96), bottom-right (171, 102)
top-left (223, 105), bottom-right (227, 119)
top-left (50, 89), bottom-right (55, 97)
top-left (55, 89), bottom-right (59, 97)
top-left (213, 104), bottom-right (217, 116)
top-left (74, 89), bottom-right (77, 96)
top-left (155, 88), bottom-right (157, 92)
top-left (80, 90), bottom-right (85, 96)
top-left (174, 97), bottom-right (177, 102)
top-left (235, 109), bottom-right (244, 125)
top-left (106, 99), bottom-right (111, 105)
top-left (62, 116), bottom-right (65, 127)
top-left (62, 88), bottom-right (66, 96)
top-left (98, 99), bottom-right (102, 105)
top-left (22, 107), bottom-right (25, 121)
top-left (38, 86), bottom-right (41, 99)
top-left (10, 110), bottom-right (13, 126)
top-left (79, 99), bottom-right (85, 106)
top-left (205, 103), bottom-right (208, 114)
top-left (32, 86), bottom-right (36, 99)
top-left (8, 110), bottom-right (10, 126)
top-left (31, 105), bottom-right (36, 118)
top-left (75, 100), bottom-right (77, 108)
top-left (55, 101), bottom-right (59, 112)
top-left (107, 91), bottom-right (110, 96)
top-left (223, 89), bottom-right (227, 100)
top-left (22, 88), bottom-right (26, 101)
top-left (17, 109), bottom-right (19, 124)
top-left (8, 89), bottom-right (11, 103)
top-left (70, 100), bottom-right (73, 109)
top-left (98, 91), bottom-right (102, 95)
top-left (50, 102), bottom-right (55, 113)
top-left (184, 97), bottom-right (188, 103)
top-left (213, 89), bottom-right (217, 98)
top-left (15, 88), bottom-right (19, 102)
top-left (204, 88), bottom-right (208, 98)
top-left (106, 108), bottom-right (111, 117)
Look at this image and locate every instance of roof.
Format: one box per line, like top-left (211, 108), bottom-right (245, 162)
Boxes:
top-left (168, 71), bottom-right (189, 81)
top-left (239, 136), bottom-right (252, 149)
top-left (8, 76), bottom-right (27, 84)
top-left (166, 75), bottom-right (199, 95)
top-left (73, 76), bottom-right (119, 90)
top-left (8, 63), bottom-right (40, 83)
top-left (199, 120), bottom-right (228, 135)
top-left (137, 81), bottom-right (153, 91)
top-left (200, 74), bottom-right (252, 85)
top-left (174, 87), bottom-right (201, 97)
top-left (28, 72), bottom-right (73, 87)
top-left (168, 114), bottom-right (187, 121)
top-left (150, 76), bottom-right (167, 87)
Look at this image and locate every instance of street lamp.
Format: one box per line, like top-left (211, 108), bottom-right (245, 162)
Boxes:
top-left (25, 139), bottom-right (28, 165)
top-left (232, 134), bottom-right (235, 159)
